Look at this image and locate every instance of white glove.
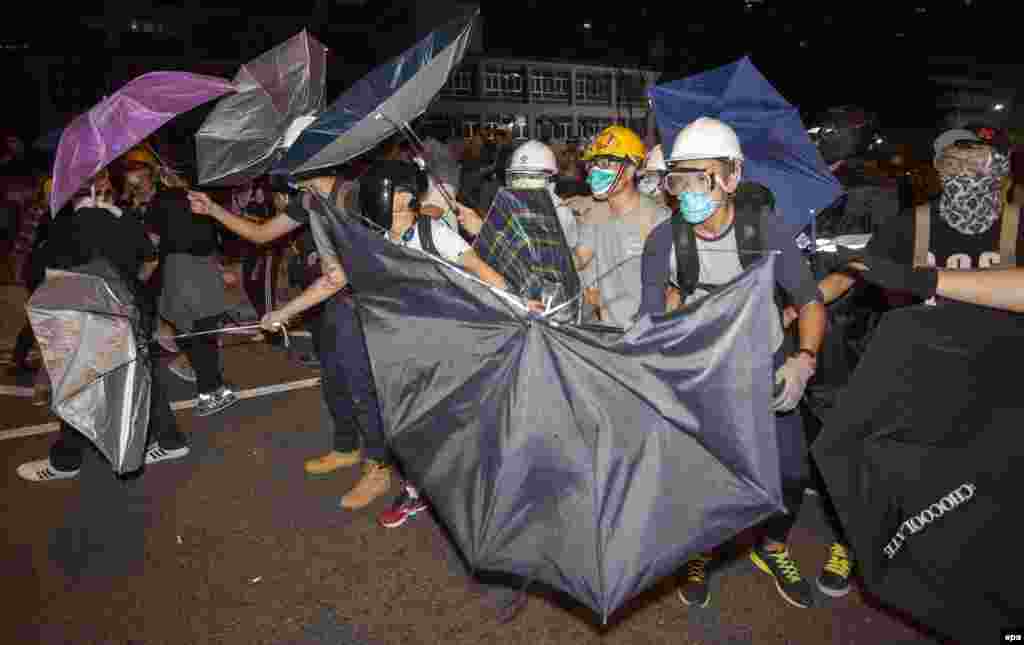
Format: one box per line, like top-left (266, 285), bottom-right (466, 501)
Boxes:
top-left (773, 355), bottom-right (816, 413)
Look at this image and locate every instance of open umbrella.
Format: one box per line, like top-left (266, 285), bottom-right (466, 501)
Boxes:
top-left (473, 187), bottom-right (582, 322)
top-left (812, 302), bottom-right (1023, 642)
top-left (306, 194), bottom-right (786, 621)
top-left (195, 30), bottom-right (327, 187)
top-left (50, 71), bottom-right (235, 214)
top-left (649, 56), bottom-right (843, 232)
top-left (26, 260), bottom-right (152, 474)
top-left (275, 8), bottom-right (477, 177)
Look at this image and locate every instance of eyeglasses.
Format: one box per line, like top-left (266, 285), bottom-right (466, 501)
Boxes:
top-left (663, 169), bottom-right (715, 196)
top-left (586, 157), bottom-right (624, 171)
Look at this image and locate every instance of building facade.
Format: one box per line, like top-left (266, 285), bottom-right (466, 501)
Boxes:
top-left (423, 56), bottom-right (660, 144)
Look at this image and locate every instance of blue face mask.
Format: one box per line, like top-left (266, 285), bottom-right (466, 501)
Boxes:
top-left (587, 168), bottom-right (618, 196)
top-left (678, 191), bottom-right (721, 224)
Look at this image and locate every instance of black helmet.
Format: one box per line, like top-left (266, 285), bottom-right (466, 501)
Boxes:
top-left (357, 160), bottom-right (428, 230)
top-left (809, 106), bottom-right (882, 165)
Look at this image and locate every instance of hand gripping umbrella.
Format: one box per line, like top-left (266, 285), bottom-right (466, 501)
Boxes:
top-left (195, 30), bottom-right (327, 186)
top-left (274, 8), bottom-right (477, 178)
top-left (649, 56), bottom-right (843, 233)
top-left (26, 260), bottom-right (152, 474)
top-left (812, 303), bottom-right (1024, 642)
top-left (306, 194), bottom-right (786, 621)
top-left (50, 71), bottom-right (234, 215)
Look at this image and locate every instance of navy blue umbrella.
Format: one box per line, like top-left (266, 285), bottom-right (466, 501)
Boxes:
top-left (274, 8), bottom-right (477, 176)
top-left (649, 57), bottom-right (843, 232)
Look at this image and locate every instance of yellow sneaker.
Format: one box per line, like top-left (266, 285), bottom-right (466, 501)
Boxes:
top-left (340, 460), bottom-right (392, 509)
top-left (304, 450), bottom-right (361, 476)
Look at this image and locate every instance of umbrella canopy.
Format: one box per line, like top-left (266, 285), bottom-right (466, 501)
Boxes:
top-left (306, 193), bottom-right (786, 621)
top-left (473, 187), bottom-right (581, 321)
top-left (275, 8), bottom-right (477, 177)
top-left (195, 30), bottom-right (327, 187)
top-left (812, 303), bottom-right (1023, 642)
top-left (649, 57), bottom-right (843, 232)
top-left (26, 261), bottom-right (152, 474)
top-left (50, 71), bottom-right (235, 215)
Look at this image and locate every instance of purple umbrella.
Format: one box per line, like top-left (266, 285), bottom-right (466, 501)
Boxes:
top-left (50, 71), bottom-right (235, 215)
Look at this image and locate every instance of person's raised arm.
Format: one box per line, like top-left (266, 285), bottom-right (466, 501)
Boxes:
top-left (261, 254), bottom-right (348, 331)
top-left (187, 191), bottom-right (300, 245)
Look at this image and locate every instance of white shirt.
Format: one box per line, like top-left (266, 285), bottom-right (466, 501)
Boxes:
top-left (386, 217), bottom-right (470, 265)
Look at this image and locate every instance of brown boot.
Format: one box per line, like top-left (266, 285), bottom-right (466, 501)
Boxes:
top-left (304, 450), bottom-right (361, 475)
top-left (340, 460), bottom-right (392, 509)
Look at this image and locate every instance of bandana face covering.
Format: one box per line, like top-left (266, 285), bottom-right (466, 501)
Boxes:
top-left (936, 146), bottom-right (1010, 235)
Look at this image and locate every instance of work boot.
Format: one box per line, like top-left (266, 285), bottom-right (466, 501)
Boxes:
top-left (340, 460), bottom-right (392, 510)
top-left (304, 450), bottom-right (361, 476)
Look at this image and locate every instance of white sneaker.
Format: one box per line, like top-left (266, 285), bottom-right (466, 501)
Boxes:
top-left (17, 458), bottom-right (80, 482)
top-left (195, 385), bottom-right (240, 417)
top-left (145, 444), bottom-right (190, 465)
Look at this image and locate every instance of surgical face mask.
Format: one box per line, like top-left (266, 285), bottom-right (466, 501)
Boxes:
top-left (677, 192), bottom-right (722, 224)
top-left (587, 167), bottom-right (618, 196)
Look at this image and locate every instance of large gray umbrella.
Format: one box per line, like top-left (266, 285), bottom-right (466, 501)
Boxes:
top-left (274, 9), bottom-right (476, 177)
top-left (196, 30), bottom-right (326, 186)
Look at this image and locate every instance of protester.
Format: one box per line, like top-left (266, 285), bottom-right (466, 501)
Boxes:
top-left (16, 176), bottom-right (189, 481)
top-left (572, 125), bottom-right (667, 327)
top-left (123, 160), bottom-right (237, 417)
top-left (639, 117), bottom-right (826, 609)
top-left (187, 169), bottom-right (379, 508)
top-left (636, 144), bottom-right (669, 207)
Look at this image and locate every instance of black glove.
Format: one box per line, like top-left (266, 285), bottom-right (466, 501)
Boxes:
top-left (835, 246), bottom-right (939, 300)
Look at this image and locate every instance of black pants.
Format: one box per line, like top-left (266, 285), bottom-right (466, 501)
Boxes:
top-left (316, 295), bottom-right (391, 464)
top-left (175, 314), bottom-right (224, 395)
top-left (759, 407), bottom-right (809, 544)
top-left (50, 362), bottom-right (186, 472)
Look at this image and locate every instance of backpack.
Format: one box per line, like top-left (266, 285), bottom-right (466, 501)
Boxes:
top-left (415, 215), bottom-right (440, 257)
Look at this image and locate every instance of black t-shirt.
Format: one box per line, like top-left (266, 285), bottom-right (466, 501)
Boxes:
top-left (868, 199), bottom-right (1024, 270)
top-left (147, 188), bottom-right (220, 257)
top-left (47, 206), bottom-right (157, 280)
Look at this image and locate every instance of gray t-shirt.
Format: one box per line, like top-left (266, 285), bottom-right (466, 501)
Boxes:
top-left (578, 195), bottom-right (670, 328)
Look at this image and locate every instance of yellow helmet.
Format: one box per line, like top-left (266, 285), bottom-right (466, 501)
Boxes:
top-left (582, 125), bottom-right (646, 166)
top-left (121, 144), bottom-right (158, 166)
top-left (41, 177), bottom-right (53, 201)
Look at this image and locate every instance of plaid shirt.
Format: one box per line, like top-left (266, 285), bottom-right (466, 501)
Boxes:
top-left (474, 188), bottom-right (581, 320)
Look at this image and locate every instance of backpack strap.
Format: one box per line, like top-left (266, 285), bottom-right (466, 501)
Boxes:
top-left (912, 203), bottom-right (931, 268)
top-left (416, 216), bottom-right (440, 257)
top-left (999, 202), bottom-right (1019, 267)
top-left (671, 210), bottom-right (700, 298)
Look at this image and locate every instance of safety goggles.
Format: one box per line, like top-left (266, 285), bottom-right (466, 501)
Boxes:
top-left (586, 157), bottom-right (625, 171)
top-left (663, 169), bottom-right (716, 196)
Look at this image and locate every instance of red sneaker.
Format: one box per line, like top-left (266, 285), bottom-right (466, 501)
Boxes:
top-left (378, 485), bottom-right (429, 528)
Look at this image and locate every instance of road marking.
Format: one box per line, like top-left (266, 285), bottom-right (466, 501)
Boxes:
top-left (0, 377), bottom-right (321, 442)
top-left (0, 385), bottom-right (34, 397)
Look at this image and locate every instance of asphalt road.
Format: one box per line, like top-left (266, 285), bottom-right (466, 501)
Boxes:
top-left (0, 284), bottom-right (952, 645)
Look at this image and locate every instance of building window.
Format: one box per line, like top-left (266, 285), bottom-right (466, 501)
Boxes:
top-left (530, 69), bottom-right (570, 101)
top-left (484, 66), bottom-right (525, 98)
top-left (576, 73), bottom-right (611, 104)
top-left (443, 68), bottom-right (474, 97)
top-left (462, 119), bottom-right (480, 139)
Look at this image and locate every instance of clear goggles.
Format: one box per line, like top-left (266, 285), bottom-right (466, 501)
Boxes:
top-left (663, 169), bottom-right (716, 196)
top-left (586, 157), bottom-right (626, 171)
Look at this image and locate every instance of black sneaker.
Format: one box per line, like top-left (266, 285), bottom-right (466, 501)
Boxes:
top-left (750, 544), bottom-right (815, 608)
top-left (817, 542), bottom-right (853, 598)
top-left (677, 552), bottom-right (713, 608)
top-left (195, 385), bottom-right (240, 417)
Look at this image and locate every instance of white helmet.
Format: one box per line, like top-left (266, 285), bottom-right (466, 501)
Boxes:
top-left (668, 117), bottom-right (744, 163)
top-left (640, 144), bottom-right (667, 174)
top-left (508, 140), bottom-right (558, 175)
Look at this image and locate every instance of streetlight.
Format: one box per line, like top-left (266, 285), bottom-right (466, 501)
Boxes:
top-left (994, 103), bottom-right (1006, 112)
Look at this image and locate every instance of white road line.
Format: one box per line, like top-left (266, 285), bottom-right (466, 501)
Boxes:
top-left (0, 377), bottom-right (321, 442)
top-left (0, 385), bottom-right (35, 397)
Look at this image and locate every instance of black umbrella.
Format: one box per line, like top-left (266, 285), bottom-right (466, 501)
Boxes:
top-left (812, 302), bottom-right (1024, 642)
top-left (307, 194), bottom-right (786, 621)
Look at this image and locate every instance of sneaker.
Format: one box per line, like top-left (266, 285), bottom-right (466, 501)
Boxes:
top-left (145, 443), bottom-right (190, 465)
top-left (167, 356), bottom-right (197, 383)
top-left (379, 484), bottom-right (429, 528)
top-left (195, 385), bottom-right (240, 417)
top-left (677, 552), bottom-right (713, 608)
top-left (750, 544), bottom-right (815, 609)
top-left (304, 450), bottom-right (361, 476)
top-left (17, 458), bottom-right (79, 482)
top-left (340, 460), bottom-right (392, 510)
top-left (817, 542), bottom-right (853, 598)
